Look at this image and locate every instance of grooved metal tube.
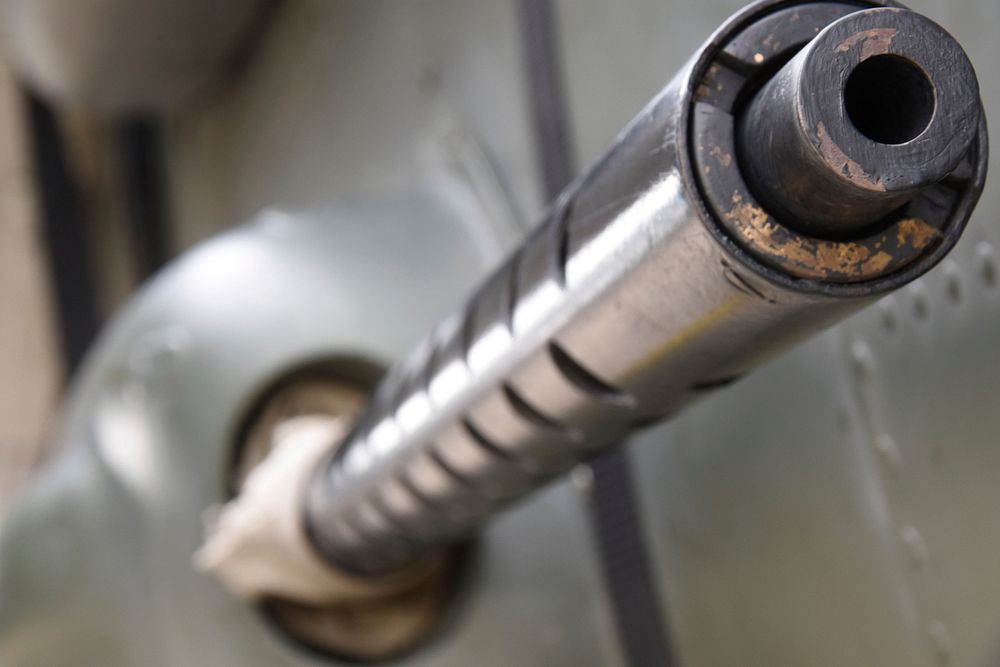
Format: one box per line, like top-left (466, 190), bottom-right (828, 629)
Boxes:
top-left (305, 0), bottom-right (987, 575)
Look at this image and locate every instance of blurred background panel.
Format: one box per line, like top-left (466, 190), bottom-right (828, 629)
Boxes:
top-left (0, 53), bottom-right (58, 512)
top-left (3, 0), bottom-right (269, 114)
top-left (0, 1), bottom-right (997, 666)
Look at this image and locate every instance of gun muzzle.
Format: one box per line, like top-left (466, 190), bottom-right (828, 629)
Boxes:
top-left (302, 0), bottom-right (987, 575)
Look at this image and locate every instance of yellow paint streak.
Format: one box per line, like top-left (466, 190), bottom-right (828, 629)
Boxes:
top-left (623, 296), bottom-right (742, 380)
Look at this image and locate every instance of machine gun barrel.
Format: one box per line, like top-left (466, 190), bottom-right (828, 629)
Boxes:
top-left (304, 1), bottom-right (987, 575)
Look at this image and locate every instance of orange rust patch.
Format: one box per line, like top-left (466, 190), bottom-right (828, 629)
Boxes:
top-left (709, 145), bottom-right (732, 167)
top-left (816, 122), bottom-right (885, 192)
top-left (723, 191), bottom-right (940, 282)
top-left (834, 27), bottom-right (897, 60)
top-left (896, 217), bottom-right (939, 249)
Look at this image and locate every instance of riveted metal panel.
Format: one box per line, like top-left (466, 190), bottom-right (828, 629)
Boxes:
top-left (1, 0), bottom-right (997, 664)
top-left (559, 0), bottom-right (1000, 663)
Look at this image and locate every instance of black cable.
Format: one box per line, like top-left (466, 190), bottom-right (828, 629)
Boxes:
top-left (518, 0), bottom-right (575, 198)
top-left (116, 115), bottom-right (172, 279)
top-left (586, 447), bottom-right (675, 666)
top-left (23, 90), bottom-right (101, 377)
top-left (516, 3), bottom-right (677, 665)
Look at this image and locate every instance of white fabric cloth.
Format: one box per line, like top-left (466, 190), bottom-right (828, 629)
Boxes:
top-left (194, 416), bottom-right (413, 604)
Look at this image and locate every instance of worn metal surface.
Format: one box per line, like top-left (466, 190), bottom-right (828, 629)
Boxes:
top-left (696, 5), bottom-right (985, 283)
top-left (737, 7), bottom-right (979, 235)
top-left (304, 0), bottom-right (985, 576)
top-left (0, 0), bottom-right (998, 665)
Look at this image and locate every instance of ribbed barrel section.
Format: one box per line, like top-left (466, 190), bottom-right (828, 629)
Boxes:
top-left (303, 0), bottom-right (986, 575)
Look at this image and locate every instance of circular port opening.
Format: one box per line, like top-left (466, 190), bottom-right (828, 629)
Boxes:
top-left (844, 55), bottom-right (935, 145)
top-left (228, 358), bottom-right (473, 664)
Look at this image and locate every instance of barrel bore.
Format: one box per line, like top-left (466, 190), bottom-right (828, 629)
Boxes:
top-left (843, 55), bottom-right (934, 145)
top-left (736, 8), bottom-right (980, 238)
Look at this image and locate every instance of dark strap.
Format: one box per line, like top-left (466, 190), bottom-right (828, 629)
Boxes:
top-left (587, 448), bottom-right (676, 666)
top-left (24, 90), bottom-right (101, 376)
top-left (516, 3), bottom-right (676, 664)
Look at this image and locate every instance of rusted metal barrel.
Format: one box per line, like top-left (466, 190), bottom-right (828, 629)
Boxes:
top-left (304, 0), bottom-right (987, 575)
